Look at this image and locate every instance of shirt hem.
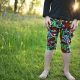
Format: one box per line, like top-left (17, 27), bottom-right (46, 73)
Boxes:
top-left (49, 15), bottom-right (74, 21)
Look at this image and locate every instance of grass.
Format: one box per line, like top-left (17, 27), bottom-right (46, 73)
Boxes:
top-left (0, 13), bottom-right (80, 80)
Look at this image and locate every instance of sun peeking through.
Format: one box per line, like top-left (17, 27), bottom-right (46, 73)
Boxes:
top-left (74, 3), bottom-right (79, 10)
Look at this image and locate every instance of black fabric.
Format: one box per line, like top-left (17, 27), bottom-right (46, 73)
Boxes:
top-left (74, 4), bottom-right (80, 20)
top-left (43, 0), bottom-right (80, 20)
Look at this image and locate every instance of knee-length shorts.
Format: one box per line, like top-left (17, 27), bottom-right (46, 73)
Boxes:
top-left (46, 17), bottom-right (74, 53)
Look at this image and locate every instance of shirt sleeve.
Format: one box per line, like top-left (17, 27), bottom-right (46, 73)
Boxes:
top-left (74, 1), bottom-right (80, 20)
top-left (43, 0), bottom-right (52, 17)
top-left (74, 9), bottom-right (80, 20)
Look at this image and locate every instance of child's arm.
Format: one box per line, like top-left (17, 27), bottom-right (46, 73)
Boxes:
top-left (43, 0), bottom-right (52, 17)
top-left (43, 0), bottom-right (52, 29)
top-left (74, 0), bottom-right (80, 20)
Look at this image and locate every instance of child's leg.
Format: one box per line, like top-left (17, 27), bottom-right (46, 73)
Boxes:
top-left (39, 17), bottom-right (59, 78)
top-left (38, 50), bottom-right (53, 78)
top-left (60, 20), bottom-right (75, 80)
top-left (62, 53), bottom-right (75, 80)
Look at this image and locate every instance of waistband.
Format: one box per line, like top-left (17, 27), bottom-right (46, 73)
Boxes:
top-left (50, 17), bottom-right (72, 23)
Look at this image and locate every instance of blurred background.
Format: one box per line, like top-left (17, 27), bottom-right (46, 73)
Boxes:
top-left (0, 0), bottom-right (44, 15)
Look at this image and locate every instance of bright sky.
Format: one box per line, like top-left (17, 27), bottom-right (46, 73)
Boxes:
top-left (10, 0), bottom-right (14, 5)
top-left (10, 0), bottom-right (44, 15)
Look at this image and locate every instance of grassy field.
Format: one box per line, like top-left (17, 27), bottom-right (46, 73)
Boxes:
top-left (0, 13), bottom-right (80, 80)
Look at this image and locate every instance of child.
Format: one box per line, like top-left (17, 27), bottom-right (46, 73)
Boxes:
top-left (39, 0), bottom-right (80, 80)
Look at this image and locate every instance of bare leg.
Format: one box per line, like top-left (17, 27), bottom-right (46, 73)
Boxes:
top-left (62, 53), bottom-right (75, 80)
top-left (38, 50), bottom-right (53, 78)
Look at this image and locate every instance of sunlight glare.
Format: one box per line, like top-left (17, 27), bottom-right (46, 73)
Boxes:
top-left (36, 7), bottom-right (43, 15)
top-left (23, 8), bottom-right (27, 14)
top-left (74, 3), bottom-right (78, 10)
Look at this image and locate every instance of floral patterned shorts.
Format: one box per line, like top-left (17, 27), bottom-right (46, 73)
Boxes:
top-left (46, 17), bottom-right (74, 53)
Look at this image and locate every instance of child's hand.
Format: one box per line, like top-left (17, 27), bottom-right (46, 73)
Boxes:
top-left (45, 16), bottom-right (52, 30)
top-left (71, 19), bottom-right (78, 32)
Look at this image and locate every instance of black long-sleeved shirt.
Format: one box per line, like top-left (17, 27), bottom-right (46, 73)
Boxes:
top-left (43, 0), bottom-right (80, 20)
